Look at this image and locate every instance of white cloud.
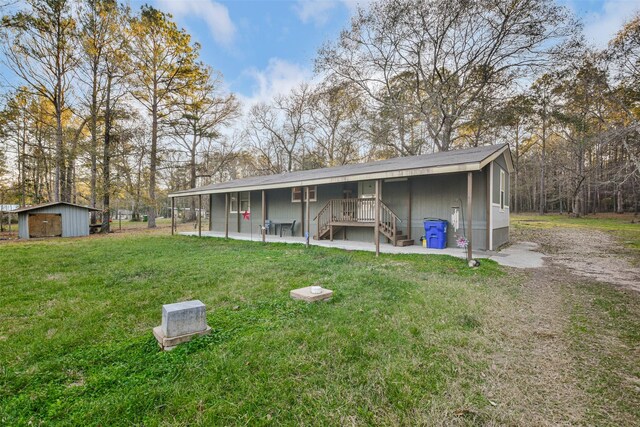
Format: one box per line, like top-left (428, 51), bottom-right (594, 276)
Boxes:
top-left (339, 0), bottom-right (371, 14)
top-left (156, 0), bottom-right (236, 47)
top-left (571, 0), bottom-right (640, 48)
top-left (293, 0), bottom-right (370, 26)
top-left (294, 0), bottom-right (339, 27)
top-left (214, 59), bottom-right (317, 139)
top-left (238, 58), bottom-right (314, 110)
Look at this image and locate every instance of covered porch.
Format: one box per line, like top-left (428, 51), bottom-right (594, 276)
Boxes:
top-left (168, 144), bottom-right (513, 259)
top-left (170, 171), bottom-right (480, 260)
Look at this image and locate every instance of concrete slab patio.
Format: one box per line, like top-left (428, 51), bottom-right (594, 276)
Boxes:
top-left (180, 231), bottom-right (546, 269)
top-left (488, 241), bottom-right (546, 269)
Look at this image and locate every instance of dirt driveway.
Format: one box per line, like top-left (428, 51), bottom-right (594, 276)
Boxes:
top-left (481, 222), bottom-right (640, 425)
top-left (512, 222), bottom-right (640, 292)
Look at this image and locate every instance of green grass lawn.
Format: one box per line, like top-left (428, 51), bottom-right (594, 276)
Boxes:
top-left (0, 230), bottom-right (638, 425)
top-left (0, 235), bottom-right (506, 425)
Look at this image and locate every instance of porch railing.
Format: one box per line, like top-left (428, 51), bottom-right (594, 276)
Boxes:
top-left (314, 198), bottom-right (400, 240)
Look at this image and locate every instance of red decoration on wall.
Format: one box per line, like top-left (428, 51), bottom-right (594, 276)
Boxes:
top-left (242, 210), bottom-right (250, 220)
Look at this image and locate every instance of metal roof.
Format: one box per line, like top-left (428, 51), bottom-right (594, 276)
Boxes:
top-left (170, 143), bottom-right (512, 197)
top-left (12, 201), bottom-right (102, 213)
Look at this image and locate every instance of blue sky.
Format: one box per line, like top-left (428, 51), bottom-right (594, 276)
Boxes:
top-left (137, 0), bottom-right (640, 107)
top-left (139, 0), bottom-right (361, 106)
top-left (2, 0), bottom-right (639, 104)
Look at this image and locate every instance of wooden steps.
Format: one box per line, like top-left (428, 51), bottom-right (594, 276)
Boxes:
top-left (314, 198), bottom-right (415, 247)
top-left (395, 239), bottom-right (415, 247)
top-left (391, 232), bottom-right (415, 247)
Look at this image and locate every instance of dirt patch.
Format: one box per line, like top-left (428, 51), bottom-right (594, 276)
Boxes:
top-left (482, 266), bottom-right (590, 425)
top-left (482, 223), bottom-right (640, 424)
top-left (513, 226), bottom-right (640, 293)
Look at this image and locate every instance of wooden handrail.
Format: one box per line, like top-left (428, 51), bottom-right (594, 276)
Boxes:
top-left (314, 197), bottom-right (402, 240)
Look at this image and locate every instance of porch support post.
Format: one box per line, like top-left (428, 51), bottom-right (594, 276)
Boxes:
top-left (467, 172), bottom-right (473, 261)
top-left (236, 192), bottom-right (240, 232)
top-left (329, 201), bottom-right (334, 241)
top-left (198, 194), bottom-right (202, 237)
top-left (305, 187), bottom-right (310, 248)
top-left (407, 179), bottom-right (412, 240)
top-left (489, 161), bottom-right (494, 251)
top-left (485, 166), bottom-right (491, 251)
top-left (261, 190), bottom-right (266, 243)
top-left (375, 179), bottom-right (380, 257)
top-left (224, 193), bottom-right (229, 239)
top-left (171, 197), bottom-right (175, 236)
top-left (208, 195), bottom-right (212, 231)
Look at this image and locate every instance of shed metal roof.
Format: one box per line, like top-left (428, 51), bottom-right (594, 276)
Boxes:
top-left (170, 143), bottom-right (512, 197)
top-left (12, 201), bottom-right (102, 213)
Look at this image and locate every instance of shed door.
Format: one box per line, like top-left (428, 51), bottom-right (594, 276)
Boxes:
top-left (28, 213), bottom-right (62, 237)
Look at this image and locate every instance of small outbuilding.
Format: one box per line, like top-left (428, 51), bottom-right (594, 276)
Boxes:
top-left (13, 202), bottom-right (101, 239)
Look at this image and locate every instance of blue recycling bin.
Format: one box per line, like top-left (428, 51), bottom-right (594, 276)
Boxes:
top-left (423, 219), bottom-right (448, 249)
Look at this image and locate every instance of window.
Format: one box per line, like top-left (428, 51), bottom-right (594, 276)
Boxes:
top-left (500, 170), bottom-right (506, 211)
top-left (292, 186), bottom-right (317, 203)
top-left (230, 192), bottom-right (250, 213)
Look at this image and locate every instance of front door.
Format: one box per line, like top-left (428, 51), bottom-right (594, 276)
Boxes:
top-left (28, 213), bottom-right (62, 237)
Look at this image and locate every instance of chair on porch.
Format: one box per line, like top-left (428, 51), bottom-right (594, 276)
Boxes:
top-left (282, 220), bottom-right (296, 237)
top-left (258, 219), bottom-right (272, 235)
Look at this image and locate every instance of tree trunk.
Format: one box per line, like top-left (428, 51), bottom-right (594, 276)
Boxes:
top-left (539, 118), bottom-right (546, 215)
top-left (55, 99), bottom-right (64, 202)
top-left (188, 136), bottom-right (197, 222)
top-left (20, 111), bottom-right (28, 206)
top-left (90, 60), bottom-right (99, 225)
top-left (101, 75), bottom-right (113, 233)
top-left (440, 116), bottom-right (452, 152)
top-left (148, 84), bottom-right (158, 228)
top-left (514, 125), bottom-right (519, 213)
top-left (617, 188), bottom-right (624, 214)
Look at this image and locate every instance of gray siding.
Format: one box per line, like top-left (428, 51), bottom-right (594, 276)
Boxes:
top-left (209, 171), bottom-right (492, 250)
top-left (18, 213), bottom-right (28, 239)
top-left (18, 204), bottom-right (91, 239)
top-left (493, 227), bottom-right (509, 249)
top-left (408, 172), bottom-right (488, 250)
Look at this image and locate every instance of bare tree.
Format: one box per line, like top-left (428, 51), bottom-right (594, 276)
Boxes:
top-left (307, 79), bottom-right (367, 166)
top-left (318, 0), bottom-right (577, 152)
top-left (166, 65), bottom-right (240, 220)
top-left (247, 83), bottom-right (311, 173)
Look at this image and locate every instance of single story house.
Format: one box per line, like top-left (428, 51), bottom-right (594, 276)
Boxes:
top-left (14, 202), bottom-right (101, 239)
top-left (169, 144), bottom-right (512, 255)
